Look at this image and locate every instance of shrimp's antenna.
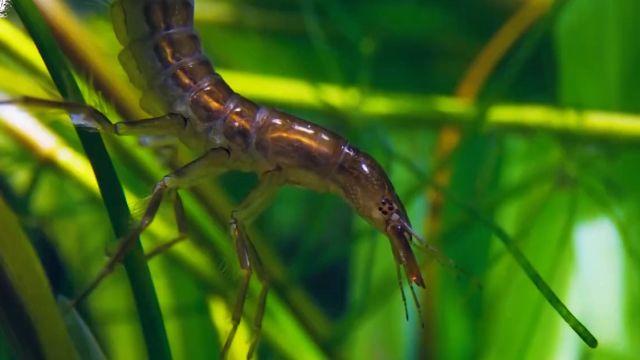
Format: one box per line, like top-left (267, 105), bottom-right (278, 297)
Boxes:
top-left (396, 265), bottom-right (409, 321)
top-left (408, 281), bottom-right (425, 329)
top-left (402, 220), bottom-right (426, 247)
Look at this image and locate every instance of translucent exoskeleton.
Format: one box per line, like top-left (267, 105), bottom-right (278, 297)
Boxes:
top-left (3, 1), bottom-right (428, 358)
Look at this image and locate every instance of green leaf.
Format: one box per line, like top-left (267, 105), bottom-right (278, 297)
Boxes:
top-left (0, 196), bottom-right (80, 360)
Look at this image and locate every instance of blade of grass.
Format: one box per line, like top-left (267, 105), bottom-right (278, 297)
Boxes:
top-left (0, 19), bottom-right (49, 81)
top-left (380, 146), bottom-right (597, 348)
top-left (429, 181), bottom-right (598, 348)
top-left (11, 1), bottom-right (172, 359)
top-left (0, 196), bottom-right (80, 360)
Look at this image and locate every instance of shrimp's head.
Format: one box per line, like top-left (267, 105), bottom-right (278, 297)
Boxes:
top-left (332, 146), bottom-right (425, 288)
top-left (379, 197), bottom-right (426, 288)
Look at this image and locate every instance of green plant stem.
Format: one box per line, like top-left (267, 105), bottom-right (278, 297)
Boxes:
top-left (12, 1), bottom-right (172, 359)
top-left (429, 181), bottom-right (598, 348)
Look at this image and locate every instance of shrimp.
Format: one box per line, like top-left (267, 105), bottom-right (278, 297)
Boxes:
top-left (106, 0), bottom-right (425, 356)
top-left (8, 0), bottom-right (425, 358)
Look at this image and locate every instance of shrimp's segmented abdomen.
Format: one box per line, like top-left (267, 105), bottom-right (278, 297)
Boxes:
top-left (111, 0), bottom-right (230, 119)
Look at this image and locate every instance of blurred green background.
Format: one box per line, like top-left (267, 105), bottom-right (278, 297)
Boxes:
top-left (0, 0), bottom-right (638, 359)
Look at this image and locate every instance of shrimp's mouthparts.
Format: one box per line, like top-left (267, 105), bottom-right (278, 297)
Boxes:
top-left (387, 222), bottom-right (426, 288)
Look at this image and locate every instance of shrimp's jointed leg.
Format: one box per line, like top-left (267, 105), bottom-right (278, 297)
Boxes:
top-left (144, 190), bottom-right (188, 260)
top-left (0, 96), bottom-right (186, 136)
top-left (222, 169), bottom-right (284, 359)
top-left (71, 147), bottom-right (233, 307)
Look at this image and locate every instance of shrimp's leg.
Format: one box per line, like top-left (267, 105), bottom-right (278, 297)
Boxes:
top-left (222, 169), bottom-right (284, 359)
top-left (71, 147), bottom-right (233, 307)
top-left (144, 190), bottom-right (188, 260)
top-left (0, 96), bottom-right (186, 136)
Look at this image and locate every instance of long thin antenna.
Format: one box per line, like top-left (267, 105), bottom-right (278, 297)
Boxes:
top-left (417, 239), bottom-right (483, 291)
top-left (401, 219), bottom-right (426, 247)
top-left (396, 265), bottom-right (409, 321)
top-left (408, 282), bottom-right (425, 329)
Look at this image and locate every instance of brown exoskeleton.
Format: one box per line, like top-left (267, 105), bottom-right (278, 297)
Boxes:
top-left (4, 0), bottom-right (426, 357)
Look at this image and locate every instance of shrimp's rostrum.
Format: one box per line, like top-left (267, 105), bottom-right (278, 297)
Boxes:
top-left (88, 0), bottom-right (426, 357)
